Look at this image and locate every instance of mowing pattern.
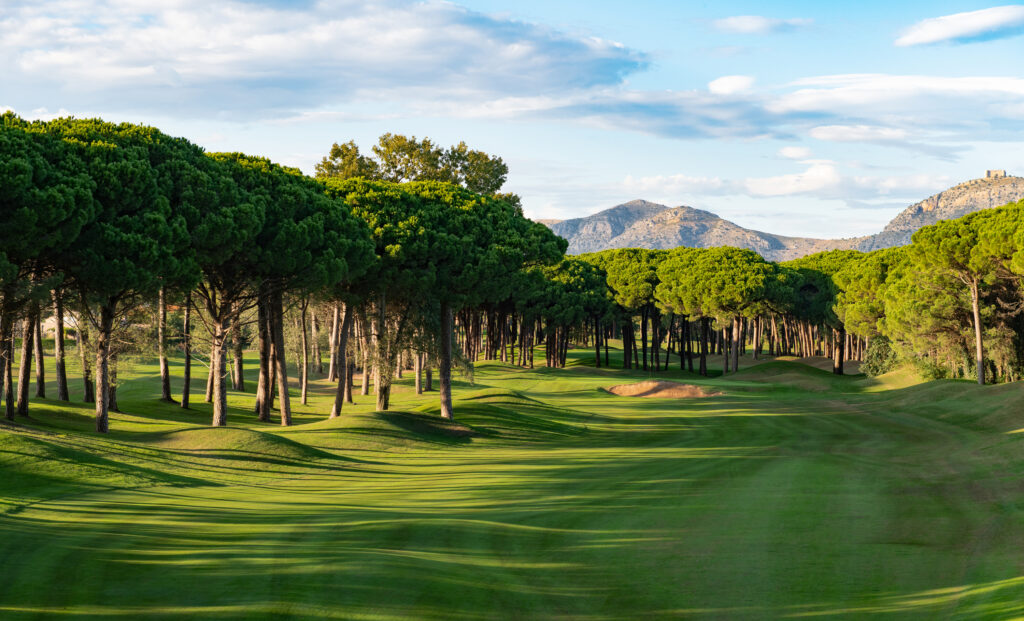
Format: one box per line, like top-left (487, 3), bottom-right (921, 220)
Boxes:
top-left (2, 355), bottom-right (1024, 619)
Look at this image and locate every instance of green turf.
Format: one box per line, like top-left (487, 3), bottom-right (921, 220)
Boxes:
top-left (2, 345), bottom-right (1024, 619)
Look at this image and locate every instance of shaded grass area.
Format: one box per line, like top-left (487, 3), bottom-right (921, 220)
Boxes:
top-left (2, 345), bottom-right (1024, 618)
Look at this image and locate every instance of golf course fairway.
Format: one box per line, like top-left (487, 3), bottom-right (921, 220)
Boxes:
top-left (2, 351), bottom-right (1024, 619)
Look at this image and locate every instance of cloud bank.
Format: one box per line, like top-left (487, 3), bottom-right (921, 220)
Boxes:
top-left (624, 164), bottom-right (953, 206)
top-left (0, 0), bottom-right (647, 117)
top-left (2, 0), bottom-right (1019, 216)
top-left (4, 1), bottom-right (1024, 154)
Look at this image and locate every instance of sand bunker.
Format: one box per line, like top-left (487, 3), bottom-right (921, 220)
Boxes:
top-left (607, 380), bottom-right (720, 399)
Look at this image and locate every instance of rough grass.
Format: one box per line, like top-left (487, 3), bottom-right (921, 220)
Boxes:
top-left (2, 345), bottom-right (1024, 619)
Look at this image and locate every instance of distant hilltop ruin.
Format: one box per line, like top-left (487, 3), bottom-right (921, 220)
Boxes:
top-left (987, 170), bottom-right (1007, 179)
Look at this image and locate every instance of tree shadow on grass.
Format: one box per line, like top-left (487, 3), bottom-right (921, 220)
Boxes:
top-left (372, 411), bottom-right (475, 445)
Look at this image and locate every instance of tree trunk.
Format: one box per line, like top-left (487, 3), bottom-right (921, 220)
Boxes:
top-left (640, 308), bottom-right (649, 371)
top-left (632, 326), bottom-right (640, 368)
top-left (685, 319), bottom-right (693, 372)
top-left (108, 351), bottom-right (119, 413)
top-left (604, 322), bottom-right (610, 368)
top-left (158, 287), bottom-right (175, 402)
top-left (679, 319), bottom-right (687, 370)
top-left (93, 307), bottom-right (114, 433)
top-left (971, 279), bottom-right (985, 385)
top-left (652, 312), bottom-right (660, 371)
top-left (181, 295), bottom-right (192, 409)
top-left (752, 317), bottom-right (761, 361)
top-left (699, 318), bottom-right (708, 376)
top-left (415, 350), bottom-right (422, 394)
top-left (561, 326), bottom-right (569, 367)
top-left (205, 346), bottom-right (215, 403)
top-left (371, 295), bottom-right (393, 411)
top-left (33, 309), bottom-right (44, 398)
top-left (300, 298), bottom-right (310, 406)
top-left (254, 287), bottom-right (273, 422)
top-left (53, 291), bottom-right (69, 401)
top-left (663, 317), bottom-right (672, 371)
top-left (1, 314), bottom-right (13, 420)
top-left (311, 307), bottom-right (322, 375)
top-left (327, 303), bottom-right (340, 382)
top-left (732, 315), bottom-right (741, 373)
top-left (622, 319), bottom-right (632, 369)
top-left (439, 302), bottom-right (455, 420)
top-left (16, 311), bottom-right (35, 416)
top-left (211, 320), bottom-right (229, 427)
top-left (271, 289), bottom-right (292, 425)
top-left (329, 304), bottom-right (353, 419)
top-left (359, 313), bottom-right (370, 396)
top-left (833, 327), bottom-right (845, 375)
top-left (721, 325), bottom-right (730, 375)
top-left (232, 309), bottom-right (245, 392)
top-left (77, 324), bottom-right (94, 404)
top-left (345, 356), bottom-right (355, 403)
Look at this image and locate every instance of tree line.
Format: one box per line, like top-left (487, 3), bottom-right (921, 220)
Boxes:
top-left (4, 113), bottom-right (1024, 436)
top-left (445, 202), bottom-right (1024, 388)
top-left (0, 114), bottom-right (563, 432)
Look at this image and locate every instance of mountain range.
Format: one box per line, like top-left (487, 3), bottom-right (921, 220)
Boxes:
top-left (542, 172), bottom-right (1024, 261)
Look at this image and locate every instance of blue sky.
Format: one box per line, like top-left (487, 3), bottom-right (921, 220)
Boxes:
top-left (3, 1), bottom-right (1024, 237)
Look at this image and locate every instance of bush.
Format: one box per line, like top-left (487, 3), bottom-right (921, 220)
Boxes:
top-left (912, 357), bottom-right (949, 381)
top-left (861, 337), bottom-right (900, 376)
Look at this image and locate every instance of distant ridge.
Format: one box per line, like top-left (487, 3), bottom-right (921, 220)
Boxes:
top-left (858, 173), bottom-right (1024, 251)
top-left (546, 200), bottom-right (864, 261)
top-left (542, 173), bottom-right (1024, 261)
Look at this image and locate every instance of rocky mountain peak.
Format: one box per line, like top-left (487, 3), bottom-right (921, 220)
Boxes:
top-left (537, 172), bottom-right (1024, 260)
top-left (861, 173), bottom-right (1024, 250)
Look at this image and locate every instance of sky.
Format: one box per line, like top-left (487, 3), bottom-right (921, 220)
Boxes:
top-left (2, 0), bottom-right (1024, 238)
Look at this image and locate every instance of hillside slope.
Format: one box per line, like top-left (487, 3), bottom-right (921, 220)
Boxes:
top-left (859, 174), bottom-right (1024, 250)
top-left (548, 200), bottom-right (864, 261)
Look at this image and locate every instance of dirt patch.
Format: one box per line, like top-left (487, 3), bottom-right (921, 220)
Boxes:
top-left (607, 380), bottom-right (721, 399)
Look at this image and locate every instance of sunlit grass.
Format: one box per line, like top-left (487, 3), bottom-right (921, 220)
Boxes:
top-left (2, 343), bottom-right (1024, 618)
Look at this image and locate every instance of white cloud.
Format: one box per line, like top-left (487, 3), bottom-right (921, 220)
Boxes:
top-left (1, 106), bottom-right (74, 121)
top-left (807, 124), bottom-right (964, 159)
top-left (713, 15), bottom-right (812, 34)
top-left (4, 1), bottom-right (1024, 164)
top-left (809, 125), bottom-right (908, 142)
top-left (743, 163), bottom-right (952, 203)
top-left (744, 163), bottom-right (841, 197)
top-left (623, 173), bottom-right (733, 195)
top-left (769, 74), bottom-right (1024, 150)
top-left (774, 74), bottom-right (1024, 114)
top-left (0, 0), bottom-right (647, 117)
top-left (624, 163), bottom-right (952, 207)
top-left (708, 75), bottom-right (755, 95)
top-left (778, 146), bottom-right (813, 160)
top-left (858, 173), bottom-right (951, 196)
top-left (896, 5), bottom-right (1024, 46)
top-left (31, 107), bottom-right (74, 120)
top-left (503, 71), bottom-right (1024, 153)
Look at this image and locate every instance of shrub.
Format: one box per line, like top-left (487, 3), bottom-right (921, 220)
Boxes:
top-left (862, 336), bottom-right (900, 376)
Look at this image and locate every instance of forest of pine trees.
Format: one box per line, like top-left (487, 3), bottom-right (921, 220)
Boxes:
top-left (4, 112), bottom-right (1024, 433)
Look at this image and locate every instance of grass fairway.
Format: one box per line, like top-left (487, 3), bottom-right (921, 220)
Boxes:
top-left (3, 349), bottom-right (1024, 619)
